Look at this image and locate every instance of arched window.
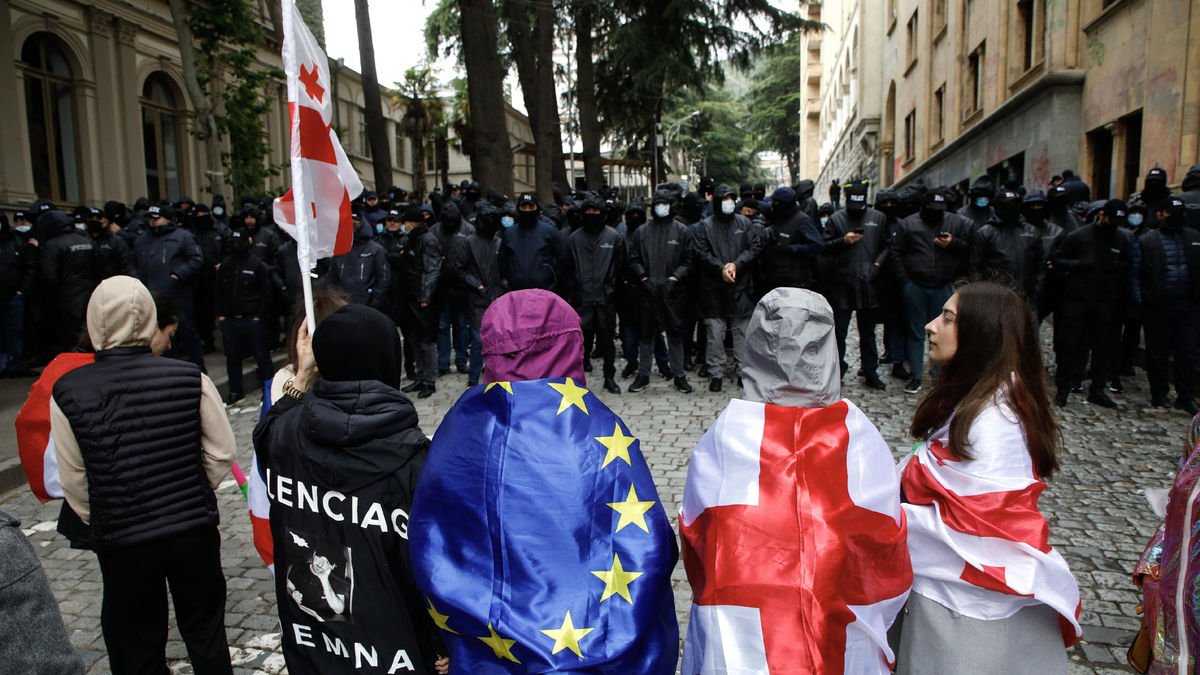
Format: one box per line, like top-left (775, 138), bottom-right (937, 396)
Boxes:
top-left (20, 33), bottom-right (80, 202)
top-left (141, 74), bottom-right (185, 202)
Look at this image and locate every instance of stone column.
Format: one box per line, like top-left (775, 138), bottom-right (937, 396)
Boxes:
top-left (115, 18), bottom-right (143, 200)
top-left (87, 8), bottom-right (129, 201)
top-left (0, 0), bottom-right (37, 207)
top-left (1107, 121), bottom-right (1126, 201)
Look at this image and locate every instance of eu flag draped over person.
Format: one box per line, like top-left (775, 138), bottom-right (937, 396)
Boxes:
top-left (410, 377), bottom-right (679, 673)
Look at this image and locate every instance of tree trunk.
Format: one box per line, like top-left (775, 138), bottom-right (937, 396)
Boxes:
top-left (504, 1), bottom-right (564, 203)
top-left (459, 0), bottom-right (515, 193)
top-left (165, 0), bottom-right (221, 200)
top-left (436, 135), bottom-right (450, 190)
top-left (574, 4), bottom-right (603, 191)
top-left (354, 0), bottom-right (392, 191)
top-left (411, 131), bottom-right (427, 200)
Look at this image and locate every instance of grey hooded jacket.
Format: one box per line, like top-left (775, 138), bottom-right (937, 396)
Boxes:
top-left (739, 287), bottom-right (841, 407)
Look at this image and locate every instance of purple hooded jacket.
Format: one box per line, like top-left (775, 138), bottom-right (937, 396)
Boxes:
top-left (480, 289), bottom-right (585, 385)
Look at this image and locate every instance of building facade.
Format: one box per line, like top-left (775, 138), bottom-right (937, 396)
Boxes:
top-left (1, 0), bottom-right (535, 212)
top-left (858, 0), bottom-right (1200, 198)
top-left (810, 0), bottom-right (886, 202)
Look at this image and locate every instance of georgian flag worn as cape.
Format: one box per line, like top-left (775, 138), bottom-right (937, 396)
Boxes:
top-left (680, 399), bottom-right (912, 674)
top-left (273, 0), bottom-right (362, 270)
top-left (16, 352), bottom-right (95, 502)
top-left (899, 403), bottom-right (1083, 646)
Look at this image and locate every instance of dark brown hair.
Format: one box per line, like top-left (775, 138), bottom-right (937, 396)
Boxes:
top-left (909, 281), bottom-right (1061, 478)
top-left (285, 286), bottom-right (349, 368)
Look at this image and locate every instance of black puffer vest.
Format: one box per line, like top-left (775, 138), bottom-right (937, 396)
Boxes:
top-left (53, 347), bottom-right (217, 551)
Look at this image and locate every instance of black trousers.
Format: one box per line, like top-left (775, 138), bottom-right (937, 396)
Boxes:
top-left (1144, 301), bottom-right (1200, 403)
top-left (96, 526), bottom-right (232, 675)
top-left (219, 317), bottom-right (272, 397)
top-left (578, 302), bottom-right (617, 378)
top-left (834, 307), bottom-right (880, 377)
top-left (1055, 302), bottom-right (1117, 394)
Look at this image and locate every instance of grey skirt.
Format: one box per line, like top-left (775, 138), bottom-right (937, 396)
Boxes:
top-left (894, 592), bottom-right (1069, 675)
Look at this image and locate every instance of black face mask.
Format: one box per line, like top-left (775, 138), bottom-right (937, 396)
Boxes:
top-left (86, 220), bottom-right (105, 235)
top-left (583, 212), bottom-right (605, 230)
top-left (994, 201), bottom-right (1021, 224)
top-left (232, 241), bottom-right (253, 255)
top-left (1024, 207), bottom-right (1046, 227)
top-left (518, 209), bottom-right (539, 226)
top-left (1161, 214), bottom-right (1182, 233)
top-left (625, 212), bottom-right (646, 231)
top-left (920, 208), bottom-right (945, 225)
top-left (193, 214), bottom-right (213, 229)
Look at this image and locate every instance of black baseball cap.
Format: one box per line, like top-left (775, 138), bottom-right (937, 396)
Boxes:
top-left (924, 191), bottom-right (949, 211)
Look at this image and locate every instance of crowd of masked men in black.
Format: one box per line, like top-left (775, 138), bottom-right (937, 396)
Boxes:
top-left (4, 165), bottom-right (1200, 410)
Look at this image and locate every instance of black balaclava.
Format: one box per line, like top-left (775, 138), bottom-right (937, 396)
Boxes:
top-left (229, 229), bottom-right (253, 256)
top-left (920, 190), bottom-right (948, 225)
top-left (624, 203), bottom-right (647, 232)
top-left (440, 202), bottom-right (463, 231)
top-left (1099, 200), bottom-right (1127, 232)
top-left (1022, 191), bottom-right (1048, 227)
top-left (313, 304), bottom-right (403, 390)
top-left (192, 204), bottom-right (214, 231)
top-left (579, 192), bottom-right (606, 231)
top-left (993, 189), bottom-right (1022, 226)
top-left (1143, 168), bottom-right (1170, 207)
top-left (1158, 196), bottom-right (1186, 233)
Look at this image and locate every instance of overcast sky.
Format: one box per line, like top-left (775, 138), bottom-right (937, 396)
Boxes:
top-left (323, 0), bottom-right (456, 90)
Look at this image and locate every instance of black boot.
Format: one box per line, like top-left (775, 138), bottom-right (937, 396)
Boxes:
top-left (709, 377), bottom-right (722, 392)
top-left (628, 374), bottom-right (651, 393)
top-left (603, 377), bottom-right (621, 394)
top-left (674, 376), bottom-right (694, 394)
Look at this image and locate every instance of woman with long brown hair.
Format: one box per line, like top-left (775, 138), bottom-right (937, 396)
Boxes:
top-left (896, 281), bottom-right (1082, 674)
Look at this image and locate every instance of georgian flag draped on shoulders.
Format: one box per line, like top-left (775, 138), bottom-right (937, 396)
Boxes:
top-left (899, 402), bottom-right (1083, 646)
top-left (273, 0), bottom-right (362, 269)
top-left (410, 378), bottom-right (679, 673)
top-left (15, 352), bottom-right (95, 502)
top-left (679, 398), bottom-right (912, 674)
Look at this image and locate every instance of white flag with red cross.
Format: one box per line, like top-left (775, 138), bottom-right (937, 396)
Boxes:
top-left (273, 0), bottom-right (362, 272)
top-left (899, 403), bottom-right (1083, 647)
top-left (680, 399), bottom-right (912, 674)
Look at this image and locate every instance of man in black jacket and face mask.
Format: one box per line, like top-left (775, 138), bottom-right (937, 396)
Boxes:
top-left (432, 202), bottom-right (474, 375)
top-left (1051, 199), bottom-right (1134, 408)
top-left (395, 209), bottom-right (442, 399)
top-left (566, 192), bottom-right (626, 394)
top-left (692, 183), bottom-right (764, 392)
top-left (970, 188), bottom-right (1044, 302)
top-left (1138, 196), bottom-right (1200, 414)
top-left (253, 304), bottom-right (447, 675)
top-left (38, 209), bottom-right (99, 354)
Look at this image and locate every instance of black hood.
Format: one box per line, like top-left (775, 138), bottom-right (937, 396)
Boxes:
top-left (440, 202), bottom-right (463, 229)
top-left (301, 380), bottom-right (428, 493)
top-left (35, 210), bottom-right (74, 241)
top-left (794, 179), bottom-right (815, 201)
top-left (1183, 164), bottom-right (1200, 192)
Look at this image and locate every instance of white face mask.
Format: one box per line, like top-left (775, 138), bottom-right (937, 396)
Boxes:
top-left (721, 199), bottom-right (736, 215)
top-left (653, 203), bottom-right (671, 219)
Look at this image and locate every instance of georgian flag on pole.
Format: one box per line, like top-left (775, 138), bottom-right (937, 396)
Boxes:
top-left (679, 400), bottom-right (912, 674)
top-left (899, 405), bottom-right (1083, 646)
top-left (273, 0), bottom-right (362, 284)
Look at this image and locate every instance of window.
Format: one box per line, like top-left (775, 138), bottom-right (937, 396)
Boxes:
top-left (906, 11), bottom-right (919, 70)
top-left (360, 119), bottom-right (370, 158)
top-left (394, 127), bottom-right (407, 169)
top-left (933, 0), bottom-right (947, 37)
top-left (425, 143), bottom-right (437, 172)
top-left (965, 42), bottom-right (985, 117)
top-left (20, 33), bottom-right (80, 202)
top-left (140, 74), bottom-right (185, 203)
top-left (1016, 0), bottom-right (1045, 72)
top-left (1088, 126), bottom-right (1114, 200)
top-left (933, 85), bottom-right (946, 143)
top-left (904, 110), bottom-right (917, 161)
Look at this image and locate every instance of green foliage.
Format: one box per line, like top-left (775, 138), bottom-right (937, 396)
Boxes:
top-left (745, 33), bottom-right (803, 175)
top-left (424, 0), bottom-right (461, 61)
top-left (189, 0), bottom-right (283, 195)
top-left (664, 84), bottom-right (766, 186)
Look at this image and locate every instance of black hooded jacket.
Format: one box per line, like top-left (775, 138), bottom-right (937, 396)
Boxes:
top-left (0, 227), bottom-right (32, 302)
top-left (1179, 164), bottom-right (1200, 231)
top-left (565, 221), bottom-right (627, 306)
top-left (450, 226), bottom-right (502, 318)
top-left (760, 199), bottom-right (824, 291)
top-left (1051, 223), bottom-right (1133, 304)
top-left (38, 212), bottom-right (99, 309)
top-left (328, 230), bottom-right (391, 308)
top-left (253, 379), bottom-right (441, 674)
top-left (822, 206), bottom-right (889, 309)
top-left (971, 216), bottom-right (1044, 299)
top-left (431, 203), bottom-right (475, 299)
top-left (889, 211), bottom-right (972, 288)
top-left (397, 223), bottom-right (442, 306)
top-left (692, 184), bottom-right (764, 318)
top-left (498, 215), bottom-right (566, 293)
top-left (133, 222), bottom-right (203, 296)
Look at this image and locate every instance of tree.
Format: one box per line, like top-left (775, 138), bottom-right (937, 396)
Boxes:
top-left (746, 35), bottom-right (803, 185)
top-left (503, 0), bottom-right (568, 202)
top-left (664, 84), bottom-right (765, 186)
top-left (573, 1), bottom-right (605, 190)
top-left (172, 0), bottom-right (283, 198)
top-left (457, 0), bottom-right (515, 193)
top-left (592, 0), bottom-right (820, 185)
top-left (355, 0), bottom-right (393, 192)
top-left (394, 65), bottom-right (443, 201)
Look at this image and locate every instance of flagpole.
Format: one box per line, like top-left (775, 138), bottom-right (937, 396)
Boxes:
top-left (281, 0), bottom-right (316, 334)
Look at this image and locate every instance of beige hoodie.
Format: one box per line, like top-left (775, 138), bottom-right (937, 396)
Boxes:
top-left (49, 276), bottom-right (234, 524)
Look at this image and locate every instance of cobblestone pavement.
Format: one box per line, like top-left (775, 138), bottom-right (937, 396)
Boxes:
top-left (0, 324), bottom-right (1184, 674)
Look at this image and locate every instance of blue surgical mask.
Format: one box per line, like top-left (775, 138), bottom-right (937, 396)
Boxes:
top-left (375, 223), bottom-right (384, 234)
top-left (1127, 213), bottom-right (1144, 227)
top-left (501, 215), bottom-right (516, 228)
top-left (974, 197), bottom-right (990, 208)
